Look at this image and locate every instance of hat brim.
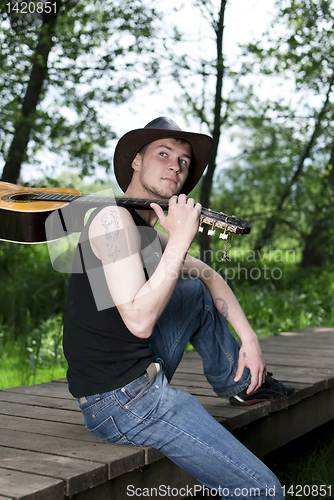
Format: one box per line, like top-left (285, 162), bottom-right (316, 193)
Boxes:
top-left (114, 128), bottom-right (213, 195)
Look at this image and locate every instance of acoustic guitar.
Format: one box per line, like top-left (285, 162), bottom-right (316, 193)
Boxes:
top-left (0, 182), bottom-right (251, 247)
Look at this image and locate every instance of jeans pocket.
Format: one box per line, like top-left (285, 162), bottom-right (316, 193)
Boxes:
top-left (116, 372), bottom-right (161, 420)
top-left (87, 414), bottom-right (125, 443)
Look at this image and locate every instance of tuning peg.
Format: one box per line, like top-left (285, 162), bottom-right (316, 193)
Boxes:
top-left (219, 232), bottom-right (229, 240)
top-left (198, 216), bottom-right (204, 232)
top-left (207, 222), bottom-right (215, 236)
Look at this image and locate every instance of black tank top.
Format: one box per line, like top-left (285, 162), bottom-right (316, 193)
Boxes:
top-left (63, 206), bottom-right (159, 398)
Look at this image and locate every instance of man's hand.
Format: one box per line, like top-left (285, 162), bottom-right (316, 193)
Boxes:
top-left (151, 194), bottom-right (201, 250)
top-left (234, 337), bottom-right (267, 394)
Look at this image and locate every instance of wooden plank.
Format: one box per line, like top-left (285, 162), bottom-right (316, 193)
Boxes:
top-left (260, 341), bottom-right (334, 353)
top-left (0, 402), bottom-right (83, 425)
top-left (263, 366), bottom-right (332, 387)
top-left (0, 468), bottom-right (64, 500)
top-left (261, 352), bottom-right (334, 368)
top-left (0, 392), bottom-right (79, 412)
top-left (0, 447), bottom-right (106, 497)
top-left (171, 374), bottom-right (212, 388)
top-left (262, 340), bottom-right (334, 350)
top-left (178, 350), bottom-right (334, 370)
top-left (281, 327), bottom-right (334, 335)
top-left (2, 383), bottom-right (73, 400)
top-left (170, 384), bottom-right (217, 396)
top-left (0, 429), bottom-right (146, 480)
top-left (262, 347), bottom-right (334, 358)
top-left (0, 415), bottom-right (97, 444)
top-left (264, 331), bottom-right (334, 340)
top-left (0, 417), bottom-right (164, 480)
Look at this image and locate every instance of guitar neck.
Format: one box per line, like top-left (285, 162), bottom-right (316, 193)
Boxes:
top-left (34, 192), bottom-right (169, 210)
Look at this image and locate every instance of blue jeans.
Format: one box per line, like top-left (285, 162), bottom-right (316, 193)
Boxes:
top-left (78, 277), bottom-right (284, 498)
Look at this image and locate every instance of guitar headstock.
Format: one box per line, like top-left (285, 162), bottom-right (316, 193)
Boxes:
top-left (199, 208), bottom-right (251, 237)
top-left (198, 208), bottom-right (251, 261)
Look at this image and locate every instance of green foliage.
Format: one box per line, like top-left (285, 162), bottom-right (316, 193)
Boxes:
top-left (0, 241), bottom-right (69, 338)
top-left (0, 0), bottom-right (166, 180)
top-left (282, 440), bottom-right (334, 500)
top-left (231, 0), bottom-right (334, 264)
top-left (265, 422), bottom-right (334, 500)
top-left (0, 314), bottom-right (66, 389)
top-left (228, 262), bottom-right (334, 338)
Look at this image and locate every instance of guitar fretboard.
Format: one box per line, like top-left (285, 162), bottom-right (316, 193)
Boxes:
top-left (34, 193), bottom-right (170, 211)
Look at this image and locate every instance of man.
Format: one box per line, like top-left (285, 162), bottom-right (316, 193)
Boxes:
top-left (63, 117), bottom-right (293, 498)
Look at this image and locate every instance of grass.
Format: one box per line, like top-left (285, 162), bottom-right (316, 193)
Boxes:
top-left (0, 361), bottom-right (66, 389)
top-left (0, 314), bottom-right (67, 389)
top-left (263, 421), bottom-right (334, 500)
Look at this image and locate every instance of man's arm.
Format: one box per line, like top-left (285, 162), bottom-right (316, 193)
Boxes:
top-left (182, 254), bottom-right (266, 393)
top-left (88, 195), bottom-right (201, 339)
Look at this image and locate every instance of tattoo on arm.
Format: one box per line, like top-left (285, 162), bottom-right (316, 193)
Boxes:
top-left (101, 211), bottom-right (120, 261)
top-left (214, 297), bottom-right (229, 319)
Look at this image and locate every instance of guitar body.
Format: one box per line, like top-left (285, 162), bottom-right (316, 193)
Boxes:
top-left (0, 182), bottom-right (81, 243)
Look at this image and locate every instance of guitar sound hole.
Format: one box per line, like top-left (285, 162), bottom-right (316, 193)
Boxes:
top-left (9, 193), bottom-right (38, 202)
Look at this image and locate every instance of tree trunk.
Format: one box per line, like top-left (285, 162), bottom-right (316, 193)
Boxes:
top-left (254, 73), bottom-right (334, 254)
top-left (1, 3), bottom-right (61, 183)
top-left (199, 0), bottom-right (227, 264)
top-left (301, 136), bottom-right (334, 267)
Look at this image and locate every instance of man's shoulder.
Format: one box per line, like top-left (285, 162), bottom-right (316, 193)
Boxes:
top-left (89, 205), bottom-right (136, 233)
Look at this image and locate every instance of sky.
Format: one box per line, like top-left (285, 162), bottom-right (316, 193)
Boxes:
top-left (20, 0), bottom-right (277, 185)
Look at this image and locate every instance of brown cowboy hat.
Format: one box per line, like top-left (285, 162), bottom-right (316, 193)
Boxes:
top-left (113, 117), bottom-right (213, 195)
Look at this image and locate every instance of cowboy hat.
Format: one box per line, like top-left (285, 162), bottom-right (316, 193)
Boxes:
top-left (113, 117), bottom-right (213, 195)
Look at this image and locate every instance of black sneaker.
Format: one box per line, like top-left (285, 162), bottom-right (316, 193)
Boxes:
top-left (229, 372), bottom-right (295, 406)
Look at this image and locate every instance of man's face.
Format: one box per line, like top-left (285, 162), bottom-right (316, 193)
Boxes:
top-left (133, 138), bottom-right (192, 198)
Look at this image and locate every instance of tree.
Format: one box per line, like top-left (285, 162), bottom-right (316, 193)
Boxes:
top-left (300, 140), bottom-right (334, 267)
top-left (170, 0), bottom-right (232, 264)
top-left (0, 0), bottom-right (164, 183)
top-left (240, 0), bottom-right (334, 264)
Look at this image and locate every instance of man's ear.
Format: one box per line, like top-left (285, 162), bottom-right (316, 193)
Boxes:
top-left (131, 153), bottom-right (141, 172)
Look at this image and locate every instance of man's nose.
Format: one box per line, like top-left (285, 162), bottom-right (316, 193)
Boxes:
top-left (168, 158), bottom-right (180, 172)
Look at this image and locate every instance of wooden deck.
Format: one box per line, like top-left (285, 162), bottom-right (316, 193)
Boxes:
top-left (0, 326), bottom-right (333, 500)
